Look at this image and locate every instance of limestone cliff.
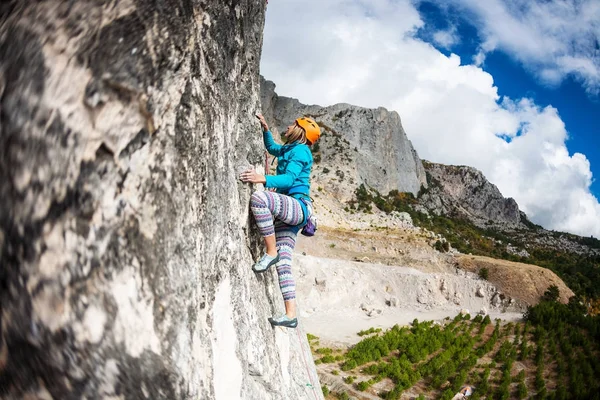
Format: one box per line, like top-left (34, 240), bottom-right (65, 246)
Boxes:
top-left (0, 2), bottom-right (321, 399)
top-left (417, 161), bottom-right (522, 230)
top-left (261, 78), bottom-right (427, 201)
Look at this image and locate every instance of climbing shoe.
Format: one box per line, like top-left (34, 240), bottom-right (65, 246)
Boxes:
top-left (268, 314), bottom-right (298, 328)
top-left (252, 252), bottom-right (280, 273)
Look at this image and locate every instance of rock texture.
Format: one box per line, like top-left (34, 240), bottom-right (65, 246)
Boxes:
top-left (0, 2), bottom-right (321, 399)
top-left (417, 161), bottom-right (522, 229)
top-left (260, 78), bottom-right (427, 201)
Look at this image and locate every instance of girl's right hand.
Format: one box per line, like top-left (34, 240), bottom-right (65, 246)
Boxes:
top-left (256, 113), bottom-right (269, 132)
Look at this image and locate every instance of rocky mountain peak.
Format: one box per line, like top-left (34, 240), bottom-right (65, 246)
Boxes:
top-left (417, 161), bottom-right (522, 229)
top-left (261, 77), bottom-right (427, 201)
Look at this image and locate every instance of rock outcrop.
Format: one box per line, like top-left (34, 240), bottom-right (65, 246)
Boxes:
top-left (417, 161), bottom-right (522, 229)
top-left (0, 2), bottom-right (321, 399)
top-left (260, 77), bottom-right (427, 201)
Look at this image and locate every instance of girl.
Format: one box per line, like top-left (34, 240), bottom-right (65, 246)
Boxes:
top-left (239, 113), bottom-right (320, 328)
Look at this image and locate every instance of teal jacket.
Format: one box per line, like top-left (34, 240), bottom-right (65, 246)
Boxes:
top-left (263, 130), bottom-right (313, 198)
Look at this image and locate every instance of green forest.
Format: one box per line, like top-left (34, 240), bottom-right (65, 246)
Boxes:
top-left (314, 295), bottom-right (600, 400)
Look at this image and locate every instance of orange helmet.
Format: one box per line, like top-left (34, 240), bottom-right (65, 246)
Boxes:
top-left (295, 117), bottom-right (321, 145)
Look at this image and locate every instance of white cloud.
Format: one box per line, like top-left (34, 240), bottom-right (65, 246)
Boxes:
top-left (440, 0), bottom-right (600, 93)
top-left (261, 0), bottom-right (600, 237)
top-left (473, 50), bottom-right (486, 66)
top-left (432, 27), bottom-right (459, 49)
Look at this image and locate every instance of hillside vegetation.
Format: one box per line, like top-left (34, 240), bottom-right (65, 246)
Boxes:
top-left (315, 292), bottom-right (600, 400)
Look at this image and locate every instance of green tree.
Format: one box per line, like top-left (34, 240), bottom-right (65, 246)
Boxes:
top-left (542, 284), bottom-right (560, 302)
top-left (517, 382), bottom-right (527, 399)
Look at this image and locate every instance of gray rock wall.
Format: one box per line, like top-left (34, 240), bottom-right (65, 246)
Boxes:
top-left (260, 78), bottom-right (427, 200)
top-left (0, 2), bottom-right (321, 399)
top-left (418, 162), bottom-right (522, 229)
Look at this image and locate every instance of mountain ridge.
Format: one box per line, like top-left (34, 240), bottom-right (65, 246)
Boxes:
top-left (262, 76), bottom-right (600, 304)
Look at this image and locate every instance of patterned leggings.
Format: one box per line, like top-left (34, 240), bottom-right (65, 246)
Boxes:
top-left (250, 191), bottom-right (305, 301)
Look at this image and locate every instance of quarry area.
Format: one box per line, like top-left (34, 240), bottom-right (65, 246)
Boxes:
top-left (293, 190), bottom-right (571, 346)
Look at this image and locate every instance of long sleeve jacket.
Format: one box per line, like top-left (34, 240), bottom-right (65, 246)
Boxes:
top-left (263, 130), bottom-right (313, 196)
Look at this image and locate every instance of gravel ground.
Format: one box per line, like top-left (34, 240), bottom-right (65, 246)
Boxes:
top-left (293, 254), bottom-right (525, 346)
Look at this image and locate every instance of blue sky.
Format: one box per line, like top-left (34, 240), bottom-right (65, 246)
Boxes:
top-left (415, 1), bottom-right (600, 199)
top-left (261, 0), bottom-right (600, 236)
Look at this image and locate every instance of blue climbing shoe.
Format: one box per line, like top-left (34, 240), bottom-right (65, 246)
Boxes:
top-left (252, 252), bottom-right (280, 273)
top-left (268, 314), bottom-right (298, 328)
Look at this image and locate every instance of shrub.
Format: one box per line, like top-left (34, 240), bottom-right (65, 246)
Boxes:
top-left (322, 386), bottom-right (330, 397)
top-left (341, 360), bottom-right (357, 371)
top-left (320, 355), bottom-right (336, 363)
top-left (322, 167), bottom-right (330, 174)
top-left (358, 327), bottom-right (382, 336)
top-left (535, 369), bottom-right (545, 391)
top-left (434, 240), bottom-right (451, 252)
top-left (517, 381), bottom-right (527, 399)
top-left (535, 387), bottom-right (546, 400)
top-left (479, 267), bottom-right (489, 280)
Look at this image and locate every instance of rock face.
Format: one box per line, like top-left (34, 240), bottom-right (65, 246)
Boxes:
top-left (417, 161), bottom-right (522, 229)
top-left (0, 2), bottom-right (321, 399)
top-left (261, 78), bottom-right (427, 201)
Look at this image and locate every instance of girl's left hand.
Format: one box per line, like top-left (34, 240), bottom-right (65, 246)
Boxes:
top-left (239, 168), bottom-right (266, 184)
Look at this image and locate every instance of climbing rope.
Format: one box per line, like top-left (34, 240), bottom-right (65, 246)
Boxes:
top-left (265, 150), bottom-right (270, 175)
top-left (295, 324), bottom-right (319, 400)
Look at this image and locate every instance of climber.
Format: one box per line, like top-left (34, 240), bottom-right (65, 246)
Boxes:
top-left (239, 113), bottom-right (320, 328)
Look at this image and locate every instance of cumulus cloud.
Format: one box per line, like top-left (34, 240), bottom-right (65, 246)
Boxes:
top-left (261, 0), bottom-right (600, 237)
top-left (438, 0), bottom-right (600, 94)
